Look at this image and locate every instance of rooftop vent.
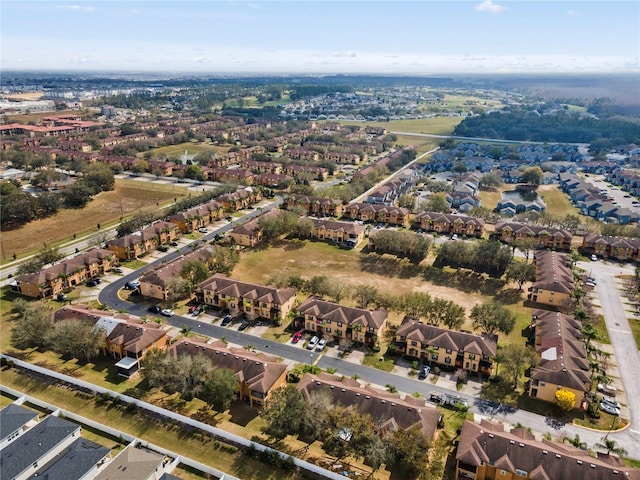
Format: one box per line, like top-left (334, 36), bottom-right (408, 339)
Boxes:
top-left (556, 454), bottom-right (562, 459)
top-left (577, 460), bottom-right (583, 465)
top-left (542, 450), bottom-right (548, 455)
top-left (489, 434), bottom-right (495, 438)
top-left (510, 440), bottom-right (515, 445)
top-left (519, 443), bottom-right (524, 448)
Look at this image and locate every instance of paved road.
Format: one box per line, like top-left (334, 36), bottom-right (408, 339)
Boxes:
top-left (579, 260), bottom-right (640, 443)
top-left (581, 175), bottom-right (640, 212)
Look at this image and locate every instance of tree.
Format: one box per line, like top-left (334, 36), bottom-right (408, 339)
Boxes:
top-left (479, 170), bottom-right (503, 189)
top-left (398, 292), bottom-right (432, 319)
top-left (304, 275), bottom-right (331, 297)
top-left (424, 192), bottom-right (450, 213)
top-left (260, 385), bottom-right (308, 442)
top-left (84, 162), bottom-right (115, 192)
top-left (11, 302), bottom-right (53, 349)
top-left (521, 166), bottom-right (543, 187)
top-left (471, 301), bottom-right (516, 335)
top-left (202, 368), bottom-right (238, 412)
top-left (353, 284), bottom-right (379, 309)
top-left (62, 180), bottom-right (94, 207)
top-left (595, 437), bottom-right (627, 456)
top-left (117, 210), bottom-right (159, 237)
top-left (388, 425), bottom-right (432, 478)
top-left (555, 389), bottom-right (576, 412)
top-left (397, 193), bottom-right (416, 211)
top-left (211, 246), bottom-right (240, 274)
top-left (181, 260), bottom-right (210, 293)
top-left (506, 259), bottom-right (536, 290)
top-left (496, 344), bottom-right (537, 390)
top-left (48, 319), bottom-right (104, 361)
top-left (325, 279), bottom-right (352, 303)
top-left (563, 433), bottom-right (587, 450)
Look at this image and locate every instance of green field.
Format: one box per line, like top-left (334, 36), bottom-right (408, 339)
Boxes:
top-left (335, 116), bottom-right (462, 135)
top-left (538, 184), bottom-right (582, 217)
top-left (144, 142), bottom-right (230, 159)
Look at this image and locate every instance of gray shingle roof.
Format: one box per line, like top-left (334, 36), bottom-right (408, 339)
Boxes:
top-left (30, 438), bottom-right (110, 480)
top-left (0, 404), bottom-right (38, 442)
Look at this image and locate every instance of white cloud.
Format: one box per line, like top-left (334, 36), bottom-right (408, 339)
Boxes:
top-left (57, 4), bottom-right (95, 12)
top-left (474, 0), bottom-right (505, 14)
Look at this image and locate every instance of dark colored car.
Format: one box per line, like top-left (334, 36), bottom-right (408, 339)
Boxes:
top-left (148, 305), bottom-right (162, 314)
top-left (56, 293), bottom-right (68, 301)
top-left (221, 315), bottom-right (233, 326)
top-left (238, 321), bottom-right (250, 331)
top-left (418, 366), bottom-right (430, 380)
top-left (86, 279), bottom-right (98, 287)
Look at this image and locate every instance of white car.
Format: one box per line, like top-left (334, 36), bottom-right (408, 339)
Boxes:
top-left (599, 401), bottom-right (620, 416)
top-left (161, 309), bottom-right (175, 317)
top-left (307, 336), bottom-right (319, 350)
top-left (601, 397), bottom-right (621, 410)
top-left (591, 254), bottom-right (598, 261)
top-left (315, 338), bottom-right (326, 351)
top-left (198, 227), bottom-right (208, 233)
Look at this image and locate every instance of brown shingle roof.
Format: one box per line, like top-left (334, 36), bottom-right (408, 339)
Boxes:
top-left (297, 296), bottom-right (387, 330)
top-left (198, 273), bottom-right (297, 306)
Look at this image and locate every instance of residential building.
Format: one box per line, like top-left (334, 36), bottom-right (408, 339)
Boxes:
top-left (414, 211), bottom-right (485, 237)
top-left (11, 248), bottom-right (117, 298)
top-left (218, 187), bottom-right (262, 212)
top-left (343, 203), bottom-right (410, 227)
top-left (283, 194), bottom-right (344, 217)
top-left (139, 245), bottom-right (215, 300)
top-left (395, 317), bottom-right (497, 375)
top-left (493, 222), bottom-right (573, 250)
top-left (0, 404), bottom-right (38, 449)
top-left (229, 209), bottom-right (280, 247)
top-left (168, 200), bottom-right (224, 233)
top-left (307, 218), bottom-right (366, 248)
top-left (171, 338), bottom-right (287, 407)
top-left (581, 234), bottom-right (640, 262)
top-left (527, 250), bottom-right (574, 309)
top-left (455, 419), bottom-right (640, 480)
top-left (197, 273), bottom-right (297, 321)
top-left (297, 372), bottom-right (440, 437)
top-left (106, 222), bottom-right (178, 260)
top-left (527, 310), bottom-right (590, 405)
top-left (94, 444), bottom-right (168, 480)
top-left (30, 437), bottom-right (110, 480)
top-left (298, 296), bottom-right (387, 347)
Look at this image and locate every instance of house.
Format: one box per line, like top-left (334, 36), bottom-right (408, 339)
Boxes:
top-left (343, 203), bottom-right (410, 227)
top-left (496, 196), bottom-right (546, 216)
top-left (229, 209), bottom-right (280, 247)
top-left (395, 317), bottom-right (497, 376)
top-left (283, 194), bottom-right (344, 217)
top-left (307, 218), bottom-right (366, 248)
top-left (297, 296), bottom-right (387, 347)
top-left (414, 211), bottom-right (484, 237)
top-left (94, 444), bottom-right (168, 480)
top-left (11, 248), bottom-right (117, 298)
top-left (106, 222), bottom-right (178, 260)
top-left (139, 245), bottom-right (216, 300)
top-left (253, 173), bottom-right (293, 188)
top-left (527, 250), bottom-right (574, 309)
top-left (446, 192), bottom-right (481, 212)
top-left (171, 338), bottom-right (288, 407)
top-left (528, 310), bottom-right (590, 405)
top-left (197, 273), bottom-right (297, 321)
top-left (240, 159), bottom-right (283, 174)
top-left (456, 419), bottom-right (640, 480)
top-left (0, 415), bottom-right (83, 480)
top-left (0, 404), bottom-right (38, 449)
top-left (493, 222), bottom-right (572, 250)
top-left (30, 437), bottom-right (111, 480)
top-left (218, 187), bottom-right (262, 212)
top-left (283, 164), bottom-right (328, 181)
top-left (581, 234), bottom-right (640, 262)
top-left (297, 372), bottom-right (440, 437)
top-left (207, 168), bottom-right (254, 185)
top-left (168, 200), bottom-right (224, 233)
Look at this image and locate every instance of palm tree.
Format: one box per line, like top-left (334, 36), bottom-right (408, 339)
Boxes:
top-left (595, 436), bottom-right (627, 456)
top-left (563, 434), bottom-right (587, 450)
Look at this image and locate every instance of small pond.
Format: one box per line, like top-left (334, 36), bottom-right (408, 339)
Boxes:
top-left (501, 189), bottom-right (542, 203)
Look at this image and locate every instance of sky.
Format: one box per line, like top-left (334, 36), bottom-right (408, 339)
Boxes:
top-left (2, 0), bottom-right (639, 74)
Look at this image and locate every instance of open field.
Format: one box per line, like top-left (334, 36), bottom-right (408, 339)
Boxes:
top-left (334, 116), bottom-right (462, 135)
top-left (478, 185), bottom-right (510, 210)
top-left (1, 179), bottom-right (187, 258)
top-left (144, 142), bottom-right (230, 159)
top-left (537, 184), bottom-right (582, 217)
top-left (6, 109), bottom-right (98, 124)
top-left (395, 135), bottom-right (439, 155)
top-left (438, 93), bottom-right (504, 110)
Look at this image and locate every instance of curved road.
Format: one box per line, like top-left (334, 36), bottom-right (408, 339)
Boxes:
top-left (97, 216), bottom-right (639, 457)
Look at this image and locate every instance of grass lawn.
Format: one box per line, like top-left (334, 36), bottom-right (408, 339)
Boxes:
top-left (478, 185), bottom-right (509, 210)
top-left (395, 135), bottom-right (439, 154)
top-left (537, 184), bottom-right (582, 217)
top-left (628, 317), bottom-right (640, 350)
top-left (1, 391), bottom-right (17, 407)
top-left (334, 117), bottom-right (462, 135)
top-left (144, 142), bottom-right (229, 159)
top-left (439, 93), bottom-right (504, 110)
top-left (1, 179), bottom-right (187, 258)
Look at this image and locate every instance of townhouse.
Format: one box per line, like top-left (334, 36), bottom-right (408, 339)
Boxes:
top-left (0, 413), bottom-right (109, 480)
top-left (283, 164), bottom-right (328, 181)
top-left (139, 245), bottom-right (216, 300)
top-left (527, 309), bottom-right (590, 405)
top-left (168, 200), bottom-right (224, 233)
top-left (395, 317), bottom-right (497, 376)
top-left (582, 234), bottom-right (640, 262)
top-left (0, 404), bottom-right (38, 450)
top-left (527, 250), bottom-right (574, 309)
top-left (496, 196), bottom-right (546, 217)
top-left (414, 211), bottom-right (485, 237)
top-left (218, 187), bottom-right (262, 212)
top-left (343, 203), bottom-right (410, 227)
top-left (229, 209), bottom-right (280, 247)
top-left (323, 151), bottom-right (361, 165)
top-left (297, 372), bottom-right (440, 437)
top-left (197, 273), bottom-right (297, 321)
top-left (446, 192), bottom-right (481, 213)
top-left (307, 218), bottom-right (366, 248)
top-left (253, 173), bottom-right (293, 188)
top-left (11, 248), bottom-right (117, 298)
top-left (240, 159), bottom-right (283, 174)
top-left (106, 221), bottom-right (178, 260)
top-left (207, 167), bottom-right (254, 185)
top-left (609, 168), bottom-right (640, 196)
top-left (284, 148), bottom-right (320, 162)
top-left (456, 419), bottom-right (640, 480)
top-left (493, 221), bottom-right (573, 250)
top-left (283, 194), bottom-right (344, 217)
top-left (297, 296), bottom-right (387, 347)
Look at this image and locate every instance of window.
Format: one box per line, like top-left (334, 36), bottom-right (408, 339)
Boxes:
top-left (445, 358), bottom-right (451, 364)
top-left (326, 328), bottom-right (331, 333)
top-left (500, 470), bottom-right (507, 476)
top-left (468, 354), bottom-right (476, 360)
top-left (431, 354), bottom-right (438, 361)
top-left (411, 341), bottom-right (417, 346)
top-left (540, 381), bottom-right (546, 386)
top-left (516, 469), bottom-right (527, 477)
top-left (338, 322), bottom-right (342, 327)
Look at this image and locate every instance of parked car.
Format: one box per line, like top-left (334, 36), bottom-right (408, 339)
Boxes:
top-left (238, 321), bottom-right (250, 331)
top-left (591, 254), bottom-right (598, 261)
top-left (124, 280), bottom-right (140, 290)
top-left (418, 366), bottom-right (430, 380)
top-left (170, 241), bottom-right (179, 246)
top-left (451, 234), bottom-right (458, 241)
top-left (191, 308), bottom-right (201, 317)
top-left (86, 279), bottom-right (98, 287)
top-left (316, 338), bottom-right (326, 351)
top-left (307, 335), bottom-right (319, 350)
top-left (198, 227), bottom-right (208, 233)
top-left (221, 315), bottom-right (233, 326)
top-left (55, 293), bottom-right (68, 301)
top-left (291, 330), bottom-right (303, 343)
top-left (148, 305), bottom-right (162, 314)
top-left (601, 397), bottom-right (621, 410)
top-left (189, 305), bottom-right (198, 313)
top-left (161, 309), bottom-right (175, 317)
top-left (598, 383), bottom-right (617, 396)
top-left (599, 401), bottom-right (620, 416)
top-left (112, 267), bottom-right (123, 273)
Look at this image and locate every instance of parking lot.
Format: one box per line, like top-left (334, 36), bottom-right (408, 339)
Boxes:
top-left (583, 174), bottom-right (640, 212)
